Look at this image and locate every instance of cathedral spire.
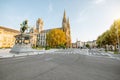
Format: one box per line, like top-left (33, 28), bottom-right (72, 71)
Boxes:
top-left (63, 10), bottom-right (67, 23)
top-left (62, 10), bottom-right (71, 48)
top-left (67, 17), bottom-right (70, 28)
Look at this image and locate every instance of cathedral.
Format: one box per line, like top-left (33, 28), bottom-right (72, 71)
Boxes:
top-left (31, 11), bottom-right (71, 48)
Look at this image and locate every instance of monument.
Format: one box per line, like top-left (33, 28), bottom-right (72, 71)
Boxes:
top-left (10, 20), bottom-right (35, 53)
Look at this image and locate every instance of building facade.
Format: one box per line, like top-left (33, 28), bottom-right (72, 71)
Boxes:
top-left (0, 26), bottom-right (20, 48)
top-left (37, 30), bottom-right (48, 47)
top-left (35, 11), bottom-right (71, 48)
top-left (76, 41), bottom-right (85, 48)
top-left (72, 40), bottom-right (97, 49)
top-left (72, 43), bottom-right (77, 48)
top-left (85, 40), bottom-right (97, 48)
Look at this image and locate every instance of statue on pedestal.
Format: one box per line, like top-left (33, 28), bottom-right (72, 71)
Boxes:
top-left (10, 20), bottom-right (34, 54)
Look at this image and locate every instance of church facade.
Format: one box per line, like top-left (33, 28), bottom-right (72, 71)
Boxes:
top-left (34, 11), bottom-right (71, 48)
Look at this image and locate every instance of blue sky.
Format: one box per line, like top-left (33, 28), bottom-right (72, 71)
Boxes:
top-left (0, 0), bottom-right (120, 42)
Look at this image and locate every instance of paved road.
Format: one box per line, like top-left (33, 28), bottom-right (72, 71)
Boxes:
top-left (0, 49), bottom-right (120, 80)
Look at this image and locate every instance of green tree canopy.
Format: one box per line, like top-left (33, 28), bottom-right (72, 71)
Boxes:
top-left (96, 19), bottom-right (120, 50)
top-left (86, 44), bottom-right (90, 48)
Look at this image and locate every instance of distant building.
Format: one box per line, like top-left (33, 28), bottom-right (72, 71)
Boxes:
top-left (0, 26), bottom-right (20, 48)
top-left (76, 41), bottom-right (84, 48)
top-left (85, 40), bottom-right (97, 48)
top-left (72, 40), bottom-right (97, 49)
top-left (72, 43), bottom-right (77, 48)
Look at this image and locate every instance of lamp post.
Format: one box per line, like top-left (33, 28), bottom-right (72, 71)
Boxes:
top-left (116, 25), bottom-right (120, 52)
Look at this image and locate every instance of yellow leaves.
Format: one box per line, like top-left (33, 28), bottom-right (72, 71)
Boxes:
top-left (46, 28), bottom-right (66, 48)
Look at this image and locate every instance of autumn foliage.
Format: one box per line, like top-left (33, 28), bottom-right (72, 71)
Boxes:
top-left (46, 29), bottom-right (67, 48)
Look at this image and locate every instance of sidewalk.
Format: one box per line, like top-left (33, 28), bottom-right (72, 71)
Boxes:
top-left (0, 49), bottom-right (59, 58)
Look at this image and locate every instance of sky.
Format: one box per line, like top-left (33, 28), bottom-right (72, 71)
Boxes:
top-left (0, 0), bottom-right (120, 42)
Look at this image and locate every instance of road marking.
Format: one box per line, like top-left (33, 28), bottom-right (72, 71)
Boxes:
top-left (13, 56), bottom-right (26, 59)
top-left (44, 58), bottom-right (53, 61)
top-left (48, 49), bottom-right (120, 61)
top-left (115, 57), bottom-right (120, 60)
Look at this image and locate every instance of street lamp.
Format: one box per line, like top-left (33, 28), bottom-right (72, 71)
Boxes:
top-left (115, 25), bottom-right (120, 52)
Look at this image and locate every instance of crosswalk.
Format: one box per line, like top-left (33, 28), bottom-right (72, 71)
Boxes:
top-left (47, 48), bottom-right (117, 58)
top-left (87, 49), bottom-right (110, 57)
top-left (46, 48), bottom-right (120, 60)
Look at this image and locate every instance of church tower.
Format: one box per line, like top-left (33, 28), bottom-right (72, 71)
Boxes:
top-left (36, 18), bottom-right (43, 33)
top-left (62, 10), bottom-right (67, 32)
top-left (62, 10), bottom-right (71, 48)
top-left (67, 18), bottom-right (71, 48)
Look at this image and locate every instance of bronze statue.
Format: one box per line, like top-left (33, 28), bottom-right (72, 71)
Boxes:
top-left (20, 20), bottom-right (29, 33)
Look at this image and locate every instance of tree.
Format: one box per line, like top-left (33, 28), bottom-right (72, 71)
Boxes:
top-left (86, 44), bottom-right (90, 48)
top-left (96, 19), bottom-right (120, 51)
top-left (46, 29), bottom-right (67, 48)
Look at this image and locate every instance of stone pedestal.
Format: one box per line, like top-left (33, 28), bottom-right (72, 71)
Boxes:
top-left (10, 33), bottom-right (34, 54)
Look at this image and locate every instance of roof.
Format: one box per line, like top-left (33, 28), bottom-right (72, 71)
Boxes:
top-left (0, 26), bottom-right (20, 33)
top-left (40, 27), bottom-right (62, 33)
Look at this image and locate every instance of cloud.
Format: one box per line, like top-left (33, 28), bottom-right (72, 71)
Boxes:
top-left (48, 3), bottom-right (53, 12)
top-left (93, 0), bottom-right (106, 4)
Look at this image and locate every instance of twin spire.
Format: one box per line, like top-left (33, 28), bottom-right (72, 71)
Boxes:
top-left (62, 10), bottom-right (70, 28)
top-left (63, 10), bottom-right (67, 22)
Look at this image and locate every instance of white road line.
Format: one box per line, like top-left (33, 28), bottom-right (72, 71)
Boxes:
top-left (106, 53), bottom-right (113, 58)
top-left (115, 57), bottom-right (120, 60)
top-left (44, 58), bottom-right (53, 61)
top-left (100, 53), bottom-right (106, 56)
top-left (13, 56), bottom-right (26, 59)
